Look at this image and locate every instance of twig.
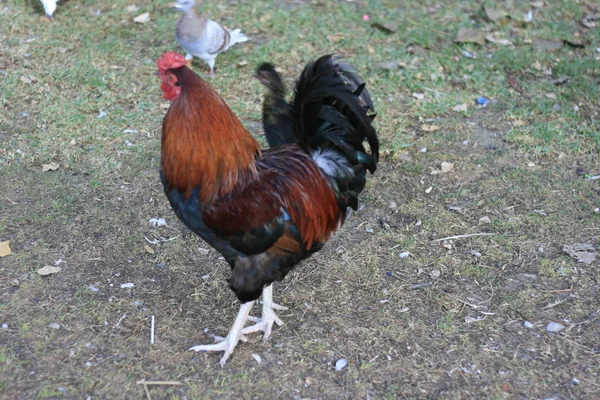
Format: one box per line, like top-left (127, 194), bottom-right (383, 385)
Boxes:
top-left (540, 288), bottom-right (573, 293)
top-left (142, 383), bottom-right (151, 400)
top-left (556, 335), bottom-right (595, 354)
top-left (136, 381), bottom-right (183, 386)
top-left (150, 315), bottom-right (155, 345)
top-left (144, 234), bottom-right (180, 245)
top-left (3, 195), bottom-right (17, 205)
top-left (431, 233), bottom-right (496, 242)
top-left (544, 298), bottom-right (569, 309)
top-left (444, 293), bottom-right (484, 309)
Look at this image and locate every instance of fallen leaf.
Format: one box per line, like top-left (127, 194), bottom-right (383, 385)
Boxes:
top-left (407, 44), bottom-right (427, 56)
top-left (581, 19), bottom-right (596, 28)
top-left (455, 27), bottom-right (486, 45)
top-left (544, 93), bottom-right (557, 99)
top-left (259, 12), bottom-right (271, 23)
top-left (126, 4), bottom-right (138, 12)
top-left (479, 216), bottom-right (492, 224)
top-left (0, 241), bottom-right (11, 257)
top-left (548, 76), bottom-right (569, 85)
top-left (37, 265), bottom-right (61, 276)
top-left (485, 34), bottom-right (513, 46)
top-left (441, 162), bottom-right (454, 173)
top-left (376, 60), bottom-right (401, 71)
top-left (327, 33), bottom-right (344, 43)
top-left (133, 12), bottom-right (150, 23)
top-left (144, 245), bottom-right (155, 254)
top-left (452, 103), bottom-right (468, 112)
top-left (421, 124), bottom-right (440, 132)
top-left (505, 72), bottom-right (524, 93)
top-left (511, 119), bottom-right (527, 127)
top-left (530, 1), bottom-right (544, 8)
top-left (367, 45), bottom-right (375, 54)
top-left (565, 38), bottom-right (586, 48)
top-left (412, 92), bottom-right (425, 101)
top-left (236, 60), bottom-right (248, 67)
top-left (484, 7), bottom-right (508, 22)
top-left (425, 186), bottom-right (433, 194)
top-left (371, 21), bottom-right (399, 33)
top-left (532, 61), bottom-right (542, 70)
top-left (533, 39), bottom-right (563, 50)
top-left (42, 162), bottom-right (60, 172)
top-left (563, 243), bottom-right (596, 264)
top-left (465, 316), bottom-right (485, 324)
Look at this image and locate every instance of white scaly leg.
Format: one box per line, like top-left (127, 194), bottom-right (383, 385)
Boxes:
top-left (242, 284), bottom-right (288, 342)
top-left (189, 301), bottom-right (254, 367)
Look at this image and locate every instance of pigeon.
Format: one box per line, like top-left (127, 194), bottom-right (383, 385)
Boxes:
top-left (175, 0), bottom-right (248, 76)
top-left (39, 0), bottom-right (58, 17)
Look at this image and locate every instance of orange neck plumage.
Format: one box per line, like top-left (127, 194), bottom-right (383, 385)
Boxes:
top-left (161, 67), bottom-right (260, 204)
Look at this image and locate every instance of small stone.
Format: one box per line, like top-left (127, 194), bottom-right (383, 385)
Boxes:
top-left (546, 321), bottom-right (565, 332)
top-left (572, 377), bottom-right (580, 385)
top-left (524, 321), bottom-right (533, 328)
top-left (552, 103), bottom-right (561, 112)
top-left (120, 283), bottom-right (135, 289)
top-left (49, 322), bottom-right (61, 329)
top-left (1, 324), bottom-right (8, 329)
top-left (398, 251), bottom-right (410, 259)
top-left (88, 284), bottom-right (99, 292)
top-left (365, 227), bottom-right (374, 233)
top-left (201, 274), bottom-right (210, 280)
top-left (335, 358), bottom-right (348, 371)
top-left (251, 354), bottom-right (262, 364)
top-left (476, 96), bottom-right (488, 106)
top-left (479, 216), bottom-right (491, 224)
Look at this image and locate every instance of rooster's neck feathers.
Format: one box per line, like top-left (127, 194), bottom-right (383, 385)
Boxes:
top-left (161, 67), bottom-right (260, 204)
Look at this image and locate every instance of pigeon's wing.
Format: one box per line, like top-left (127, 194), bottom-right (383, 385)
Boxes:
top-left (204, 19), bottom-right (229, 55)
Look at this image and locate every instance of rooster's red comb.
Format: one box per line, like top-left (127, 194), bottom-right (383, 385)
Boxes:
top-left (157, 51), bottom-right (187, 73)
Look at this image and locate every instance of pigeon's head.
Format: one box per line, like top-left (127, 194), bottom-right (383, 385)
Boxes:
top-left (255, 63), bottom-right (284, 93)
top-left (174, 0), bottom-right (195, 11)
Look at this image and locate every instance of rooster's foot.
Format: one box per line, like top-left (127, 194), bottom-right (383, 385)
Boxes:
top-left (241, 284), bottom-right (287, 342)
top-left (189, 301), bottom-right (254, 367)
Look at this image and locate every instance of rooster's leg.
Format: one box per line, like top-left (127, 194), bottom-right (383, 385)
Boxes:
top-left (241, 284), bottom-right (288, 342)
top-left (189, 300), bottom-right (254, 367)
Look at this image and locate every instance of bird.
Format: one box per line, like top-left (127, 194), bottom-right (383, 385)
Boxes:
top-left (256, 59), bottom-right (375, 148)
top-left (39, 0), bottom-right (58, 18)
top-left (174, 0), bottom-right (248, 76)
top-left (156, 51), bottom-right (378, 366)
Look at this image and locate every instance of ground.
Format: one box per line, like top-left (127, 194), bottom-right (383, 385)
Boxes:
top-left (1, 0), bottom-right (599, 399)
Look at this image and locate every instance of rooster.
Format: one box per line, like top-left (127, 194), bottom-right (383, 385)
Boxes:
top-left (157, 51), bottom-right (378, 366)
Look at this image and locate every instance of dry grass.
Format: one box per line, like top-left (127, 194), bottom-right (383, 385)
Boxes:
top-left (1, 0), bottom-right (599, 398)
